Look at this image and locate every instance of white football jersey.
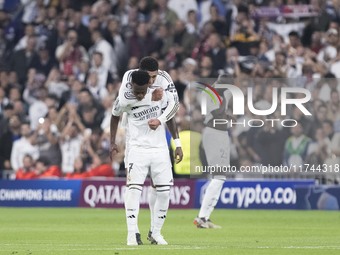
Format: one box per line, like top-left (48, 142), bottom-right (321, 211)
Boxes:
top-left (112, 91), bottom-right (169, 149)
top-left (119, 69), bottom-right (179, 123)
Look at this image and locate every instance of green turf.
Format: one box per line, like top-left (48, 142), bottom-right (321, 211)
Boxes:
top-left (0, 208), bottom-right (339, 255)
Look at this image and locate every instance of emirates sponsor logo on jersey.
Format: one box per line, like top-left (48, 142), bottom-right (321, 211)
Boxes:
top-left (133, 106), bottom-right (160, 119)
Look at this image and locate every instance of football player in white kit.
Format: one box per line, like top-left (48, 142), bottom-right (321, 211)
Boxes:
top-left (110, 70), bottom-right (175, 245)
top-left (194, 75), bottom-right (233, 229)
top-left (114, 57), bottom-right (182, 243)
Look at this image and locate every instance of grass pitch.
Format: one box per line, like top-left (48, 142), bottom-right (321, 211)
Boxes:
top-left (0, 208), bottom-right (339, 255)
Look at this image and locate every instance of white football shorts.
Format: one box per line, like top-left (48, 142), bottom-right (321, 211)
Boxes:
top-left (126, 147), bottom-right (173, 186)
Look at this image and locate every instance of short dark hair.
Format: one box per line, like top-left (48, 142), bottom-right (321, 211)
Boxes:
top-left (4, 103), bottom-right (14, 110)
top-left (288, 31), bottom-right (299, 38)
top-left (139, 56), bottom-right (159, 71)
top-left (79, 88), bottom-right (91, 95)
top-left (131, 70), bottom-right (150, 86)
top-left (324, 72), bottom-right (336, 79)
top-left (36, 156), bottom-right (50, 166)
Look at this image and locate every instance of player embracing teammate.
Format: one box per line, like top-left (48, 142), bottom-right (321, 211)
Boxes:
top-left (110, 57), bottom-right (182, 245)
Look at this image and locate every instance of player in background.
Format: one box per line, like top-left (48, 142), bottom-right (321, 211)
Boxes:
top-left (110, 70), bottom-right (173, 245)
top-left (194, 74), bottom-right (233, 229)
top-left (117, 56), bottom-right (183, 240)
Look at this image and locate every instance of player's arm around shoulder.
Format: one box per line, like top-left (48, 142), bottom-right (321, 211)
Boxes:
top-left (148, 90), bottom-right (168, 130)
top-left (156, 87), bottom-right (179, 126)
top-left (148, 71), bottom-right (179, 130)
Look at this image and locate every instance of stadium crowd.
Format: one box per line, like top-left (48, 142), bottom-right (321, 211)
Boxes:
top-left (0, 0), bottom-right (339, 183)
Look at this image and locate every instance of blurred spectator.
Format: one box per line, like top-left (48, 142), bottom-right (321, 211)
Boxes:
top-left (89, 51), bottom-right (114, 91)
top-left (306, 127), bottom-right (330, 166)
top-left (127, 56), bottom-right (139, 70)
top-left (60, 79), bottom-right (83, 107)
top-left (0, 26), bottom-right (10, 65)
top-left (0, 103), bottom-right (14, 137)
top-left (10, 36), bottom-right (39, 86)
top-left (288, 31), bottom-right (302, 52)
top-left (8, 86), bottom-right (22, 104)
top-left (291, 106), bottom-right (314, 139)
top-left (205, 33), bottom-right (226, 74)
top-left (15, 154), bottom-right (37, 180)
top-left (10, 121), bottom-right (39, 171)
top-left (283, 123), bottom-right (311, 166)
top-left (104, 16), bottom-right (128, 76)
top-left (186, 9), bottom-right (198, 35)
top-left (34, 156), bottom-right (61, 178)
top-left (56, 29), bottom-right (89, 76)
top-left (23, 67), bottom-right (46, 98)
top-left (209, 3), bottom-right (228, 37)
top-left (128, 21), bottom-right (157, 60)
top-left (45, 68), bottom-right (69, 99)
top-left (154, 0), bottom-right (178, 26)
top-left (223, 47), bottom-right (240, 76)
top-left (90, 29), bottom-right (118, 77)
top-left (77, 88), bottom-right (104, 119)
top-left (154, 23), bottom-right (173, 60)
top-left (0, 114), bottom-right (21, 171)
top-left (0, 84), bottom-right (9, 110)
top-left (170, 20), bottom-right (196, 64)
top-left (59, 119), bottom-right (84, 174)
top-left (100, 95), bottom-right (115, 131)
top-left (0, 72), bottom-right (10, 96)
top-left (56, 102), bottom-right (84, 133)
top-left (21, 0), bottom-right (41, 24)
top-left (316, 73), bottom-right (337, 102)
top-left (66, 157), bottom-right (87, 179)
top-left (12, 99), bottom-right (26, 122)
top-left (168, 0), bottom-right (197, 21)
top-left (81, 127), bottom-right (103, 168)
top-left (46, 18), bottom-right (68, 57)
top-left (31, 45), bottom-right (57, 76)
top-left (311, 104), bottom-right (329, 137)
top-left (85, 71), bottom-right (108, 100)
top-left (80, 15), bottom-right (100, 48)
top-left (317, 29), bottom-right (338, 66)
top-left (169, 68), bottom-right (186, 102)
top-left (256, 121), bottom-right (289, 166)
top-left (65, 157), bottom-right (114, 179)
top-left (14, 23), bottom-right (43, 51)
top-left (327, 89), bottom-right (340, 121)
top-left (7, 71), bottom-right (20, 90)
top-left (322, 120), bottom-right (340, 182)
top-left (24, 85), bottom-right (49, 130)
top-left (79, 104), bottom-right (103, 130)
top-left (199, 55), bottom-right (214, 78)
top-left (230, 6), bottom-right (259, 56)
top-left (31, 117), bottom-right (61, 166)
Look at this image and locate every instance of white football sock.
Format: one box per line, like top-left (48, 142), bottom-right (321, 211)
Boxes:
top-left (198, 179), bottom-right (224, 220)
top-left (125, 185), bottom-right (142, 234)
top-left (148, 186), bottom-right (157, 231)
top-left (152, 186), bottom-right (170, 236)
